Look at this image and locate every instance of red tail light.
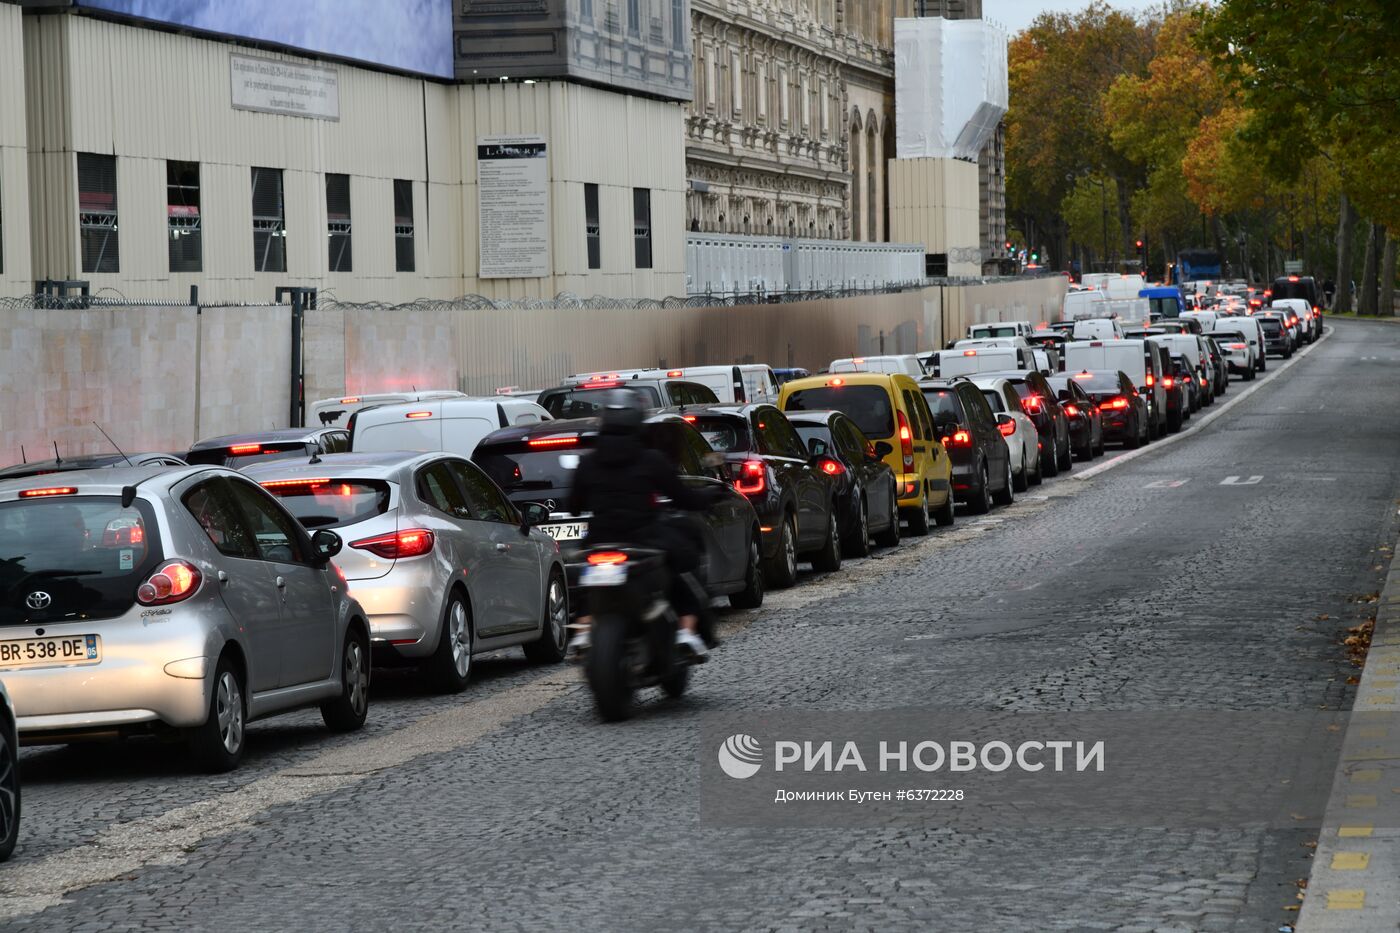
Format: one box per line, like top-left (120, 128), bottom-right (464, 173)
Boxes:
top-left (963, 349), bottom-right (978, 357)
top-left (587, 551), bottom-right (628, 566)
top-left (228, 443), bottom-right (262, 455)
top-left (339, 396), bottom-right (361, 404)
top-left (1145, 374), bottom-right (1155, 387)
top-left (818, 458), bottom-right (845, 476)
top-left (682, 415), bottom-right (697, 423)
top-left (997, 419), bottom-right (1016, 437)
top-left (351, 528), bottom-right (435, 559)
top-left (1199, 376), bottom-right (1206, 386)
top-left (666, 369), bottom-right (683, 378)
top-left (828, 377), bottom-right (845, 387)
top-left (1022, 395), bottom-right (1042, 414)
top-left (897, 411), bottom-right (915, 468)
top-left (528, 435), bottom-right (579, 448)
top-left (1102, 397), bottom-right (1129, 410)
top-left (136, 559), bottom-right (202, 606)
top-left (943, 429), bottom-right (972, 448)
top-left (734, 459), bottom-right (767, 495)
top-left (260, 477), bottom-right (331, 489)
top-left (19, 486), bottom-right (78, 498)
top-left (1228, 342), bottom-right (1246, 350)
top-left (1162, 377), bottom-right (1174, 389)
top-left (1063, 404), bottom-right (1080, 417)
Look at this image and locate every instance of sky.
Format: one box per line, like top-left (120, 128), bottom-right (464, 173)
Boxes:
top-left (984, 0), bottom-right (1160, 34)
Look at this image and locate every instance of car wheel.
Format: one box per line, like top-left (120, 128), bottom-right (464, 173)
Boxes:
top-left (875, 486), bottom-right (902, 548)
top-left (811, 506), bottom-right (842, 573)
top-left (906, 490), bottom-right (932, 536)
top-left (993, 458), bottom-right (1014, 507)
top-left (933, 489), bottom-right (955, 527)
top-left (523, 570), bottom-right (569, 664)
top-left (0, 714), bottom-right (20, 863)
top-left (765, 514), bottom-right (799, 588)
top-left (1257, 355), bottom-right (1266, 372)
top-left (188, 655), bottom-right (246, 773)
top-left (1029, 447), bottom-right (1044, 485)
top-left (1058, 438), bottom-right (1073, 471)
top-left (1125, 416), bottom-right (1142, 449)
top-left (1094, 430), bottom-right (1106, 457)
top-left (968, 463), bottom-right (991, 515)
top-left (1040, 443), bottom-right (1059, 477)
top-left (321, 624), bottom-right (370, 733)
top-left (729, 532), bottom-right (765, 609)
top-left (1012, 458), bottom-right (1029, 493)
top-left (1244, 363), bottom-right (1256, 381)
top-left (430, 591), bottom-right (473, 694)
top-left (843, 494), bottom-right (872, 558)
top-left (1167, 410), bottom-right (1182, 433)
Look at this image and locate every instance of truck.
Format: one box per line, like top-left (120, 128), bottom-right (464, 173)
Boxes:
top-left (1173, 249), bottom-right (1222, 285)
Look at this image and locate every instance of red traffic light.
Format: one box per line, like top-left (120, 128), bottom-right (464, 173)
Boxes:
top-left (1135, 239), bottom-right (1144, 249)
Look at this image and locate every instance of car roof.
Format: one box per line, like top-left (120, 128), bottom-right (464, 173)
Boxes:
top-left (239, 451), bottom-right (442, 481)
top-left (476, 417), bottom-right (600, 447)
top-left (784, 372), bottom-right (910, 388)
top-left (782, 409), bottom-right (840, 425)
top-left (0, 452), bottom-right (181, 478)
top-left (0, 464), bottom-right (231, 498)
top-left (190, 428), bottom-right (329, 451)
top-left (659, 403), bottom-right (759, 418)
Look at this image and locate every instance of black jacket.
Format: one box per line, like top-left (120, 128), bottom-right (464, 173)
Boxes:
top-left (569, 433), bottom-right (713, 543)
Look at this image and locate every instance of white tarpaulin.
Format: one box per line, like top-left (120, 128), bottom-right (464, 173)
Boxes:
top-left (894, 17), bottom-right (1008, 161)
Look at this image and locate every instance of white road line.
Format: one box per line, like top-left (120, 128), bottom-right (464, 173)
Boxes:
top-left (1143, 479), bottom-right (1190, 488)
top-left (1220, 475), bottom-right (1263, 486)
top-left (1072, 327), bottom-right (1331, 482)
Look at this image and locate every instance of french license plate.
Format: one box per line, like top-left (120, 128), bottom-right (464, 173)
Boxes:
top-left (0, 634), bottom-right (100, 670)
top-left (543, 522), bottom-right (587, 541)
top-left (580, 563), bottom-right (627, 587)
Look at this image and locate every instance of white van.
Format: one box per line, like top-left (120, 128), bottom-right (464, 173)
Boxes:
top-left (1064, 289), bottom-right (1109, 321)
top-left (1102, 297), bottom-right (1151, 327)
top-left (953, 336), bottom-right (1033, 351)
top-left (1179, 310), bottom-right (1221, 333)
top-left (306, 390), bottom-right (466, 429)
top-left (350, 397), bottom-right (551, 458)
top-left (1103, 274), bottom-right (1147, 300)
top-left (1080, 273), bottom-right (1117, 292)
top-left (828, 355), bottom-right (928, 377)
top-left (966, 320), bottom-right (1035, 340)
top-left (925, 346), bottom-right (1032, 378)
top-left (632, 364), bottom-right (779, 404)
top-left (1072, 318), bottom-right (1125, 340)
top-left (1146, 333), bottom-right (1204, 368)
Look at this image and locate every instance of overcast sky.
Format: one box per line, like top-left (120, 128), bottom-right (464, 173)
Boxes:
top-left (983, 0), bottom-right (1160, 33)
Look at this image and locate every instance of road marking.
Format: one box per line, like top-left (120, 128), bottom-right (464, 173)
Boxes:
top-left (1345, 794), bottom-right (1378, 809)
top-left (1326, 889), bottom-right (1366, 909)
top-left (1350, 769), bottom-right (1381, 783)
top-left (1143, 479), bottom-right (1190, 488)
top-left (1338, 825), bottom-right (1374, 838)
top-left (1331, 852), bottom-right (1371, 870)
top-left (1220, 475), bottom-right (1264, 486)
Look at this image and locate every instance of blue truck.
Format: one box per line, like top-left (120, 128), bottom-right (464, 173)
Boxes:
top-left (1172, 249), bottom-right (1223, 285)
top-left (1139, 285), bottom-right (1186, 319)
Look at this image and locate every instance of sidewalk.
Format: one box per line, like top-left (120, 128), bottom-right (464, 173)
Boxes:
top-left (1298, 544), bottom-right (1400, 931)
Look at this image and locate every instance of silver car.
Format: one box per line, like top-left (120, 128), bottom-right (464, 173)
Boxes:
top-left (243, 452), bottom-right (569, 693)
top-left (0, 678), bottom-right (17, 861)
top-left (0, 467), bottom-right (370, 772)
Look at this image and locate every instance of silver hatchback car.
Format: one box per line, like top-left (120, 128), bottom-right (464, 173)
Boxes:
top-left (243, 452), bottom-right (569, 693)
top-left (0, 467), bottom-right (370, 772)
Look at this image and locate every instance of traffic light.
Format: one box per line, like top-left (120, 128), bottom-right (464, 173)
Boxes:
top-left (1030, 251), bottom-right (1039, 262)
top-left (1004, 241), bottom-right (1013, 251)
top-left (1135, 239), bottom-right (1144, 251)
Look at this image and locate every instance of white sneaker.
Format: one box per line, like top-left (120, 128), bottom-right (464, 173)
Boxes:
top-left (567, 629), bottom-right (591, 658)
top-left (675, 629), bottom-right (709, 662)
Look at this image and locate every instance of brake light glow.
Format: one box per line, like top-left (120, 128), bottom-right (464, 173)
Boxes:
top-left (944, 430), bottom-right (972, 448)
top-left (666, 369), bottom-right (683, 378)
top-left (528, 435), bottom-right (580, 448)
top-left (1022, 395), bottom-right (1042, 414)
top-left (229, 443), bottom-right (262, 454)
top-left (19, 486), bottom-right (77, 498)
top-left (997, 419), bottom-right (1016, 437)
top-left (734, 459), bottom-right (766, 495)
top-left (963, 349), bottom-right (978, 357)
top-left (897, 411), bottom-right (914, 468)
top-left (136, 560), bottom-right (202, 606)
top-left (260, 477), bottom-right (331, 489)
top-left (1102, 397), bottom-right (1129, 410)
top-left (350, 528), bottom-right (435, 559)
top-left (1162, 377), bottom-right (1174, 389)
top-left (1229, 342), bottom-right (1246, 350)
top-left (819, 458), bottom-right (845, 476)
top-left (586, 551), bottom-right (628, 566)
top-left (1063, 404), bottom-right (1080, 417)
top-left (1073, 371), bottom-right (1094, 380)
top-left (1145, 374), bottom-right (1155, 387)
top-left (1199, 377), bottom-right (1206, 386)
top-left (339, 397), bottom-right (361, 404)
top-left (852, 358), bottom-right (866, 364)
top-left (405, 411), bottom-right (432, 419)
top-left (583, 380), bottom-right (622, 389)
top-left (682, 415), bottom-right (697, 423)
top-left (1289, 275), bottom-right (1299, 282)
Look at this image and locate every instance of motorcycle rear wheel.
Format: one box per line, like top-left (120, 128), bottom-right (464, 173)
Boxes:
top-left (587, 616), bottom-right (635, 722)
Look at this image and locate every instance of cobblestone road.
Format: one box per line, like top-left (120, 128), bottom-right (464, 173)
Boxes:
top-left (3, 320), bottom-right (1396, 932)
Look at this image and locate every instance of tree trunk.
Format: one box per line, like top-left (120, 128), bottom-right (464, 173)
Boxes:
top-left (1360, 222), bottom-right (1379, 315)
top-left (1334, 193), bottom-right (1356, 313)
top-left (1381, 230), bottom-right (1397, 317)
top-left (1114, 175), bottom-right (1134, 266)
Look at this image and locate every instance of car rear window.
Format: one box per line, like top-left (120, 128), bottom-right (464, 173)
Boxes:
top-left (0, 495), bottom-right (163, 626)
top-left (261, 479), bottom-right (391, 529)
top-left (920, 388), bottom-right (964, 423)
top-left (692, 416), bottom-right (749, 452)
top-left (1068, 372), bottom-right (1121, 392)
top-left (793, 424), bottom-right (835, 451)
top-left (1259, 319), bottom-right (1282, 333)
top-left (476, 437), bottom-right (597, 495)
top-left (187, 443), bottom-right (306, 469)
top-left (539, 386), bottom-right (662, 419)
top-left (784, 386), bottom-right (894, 440)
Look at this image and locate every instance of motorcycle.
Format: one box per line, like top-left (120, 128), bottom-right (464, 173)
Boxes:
top-left (570, 545), bottom-right (702, 721)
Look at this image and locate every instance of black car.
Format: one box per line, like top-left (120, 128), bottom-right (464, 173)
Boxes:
top-left (537, 377), bottom-right (718, 419)
top-left (1270, 274), bottom-right (1323, 320)
top-left (785, 410), bottom-right (901, 556)
top-left (1257, 314), bottom-right (1293, 358)
top-left (1201, 336), bottom-right (1229, 397)
top-left (186, 428), bottom-right (351, 468)
top-left (472, 416), bottom-right (765, 610)
top-left (1067, 370), bottom-right (1149, 449)
top-left (918, 379), bottom-right (1015, 513)
top-left (1169, 355), bottom-right (1201, 413)
top-left (1146, 342), bottom-right (1188, 433)
top-left (1045, 374), bottom-right (1105, 460)
top-left (978, 370), bottom-right (1073, 477)
top-left (676, 404), bottom-right (841, 587)
top-left (0, 451), bottom-right (187, 480)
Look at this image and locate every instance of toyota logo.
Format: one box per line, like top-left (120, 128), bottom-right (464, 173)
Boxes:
top-left (25, 591), bottom-right (52, 610)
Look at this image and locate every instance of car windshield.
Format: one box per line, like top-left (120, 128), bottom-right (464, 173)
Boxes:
top-left (972, 325), bottom-right (1020, 338)
top-left (1068, 372), bottom-right (1121, 392)
top-left (0, 495), bottom-right (163, 626)
top-left (476, 438), bottom-right (597, 498)
top-left (539, 386), bottom-right (662, 419)
top-left (693, 417), bottom-right (749, 452)
top-left (784, 386), bottom-right (894, 439)
top-left (187, 443), bottom-right (306, 469)
top-left (262, 479), bottom-right (392, 529)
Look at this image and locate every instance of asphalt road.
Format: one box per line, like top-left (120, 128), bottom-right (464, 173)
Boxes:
top-left (4, 319), bottom-right (1398, 933)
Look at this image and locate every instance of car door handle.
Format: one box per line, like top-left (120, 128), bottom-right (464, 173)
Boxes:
top-left (495, 543), bottom-right (510, 552)
top-left (275, 576), bottom-right (286, 589)
top-left (217, 571), bottom-right (229, 585)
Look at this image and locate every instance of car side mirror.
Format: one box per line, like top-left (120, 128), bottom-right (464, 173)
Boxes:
top-left (701, 451), bottom-right (726, 470)
top-left (874, 441), bottom-right (894, 458)
top-left (311, 529), bottom-right (342, 563)
top-left (519, 501), bottom-right (550, 534)
top-left (996, 413), bottom-right (1014, 427)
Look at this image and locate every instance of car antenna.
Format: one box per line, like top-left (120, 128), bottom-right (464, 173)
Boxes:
top-left (18, 445), bottom-right (25, 464)
top-left (308, 451), bottom-right (322, 465)
top-left (52, 441), bottom-right (61, 466)
top-left (92, 421), bottom-right (133, 466)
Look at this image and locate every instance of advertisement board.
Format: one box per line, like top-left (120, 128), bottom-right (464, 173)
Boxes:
top-left (75, 0), bottom-right (453, 79)
top-left (477, 136), bottom-right (550, 280)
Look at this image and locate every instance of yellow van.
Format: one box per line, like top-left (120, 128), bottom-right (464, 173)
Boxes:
top-left (779, 372), bottom-right (954, 534)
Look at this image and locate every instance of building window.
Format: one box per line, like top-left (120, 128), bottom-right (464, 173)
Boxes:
top-left (926, 253), bottom-right (948, 277)
top-left (326, 173), bottom-right (352, 273)
top-left (633, 188), bottom-right (652, 269)
top-left (584, 183), bottom-right (601, 270)
top-left (251, 167), bottom-right (286, 273)
top-left (78, 153), bottom-right (119, 274)
top-left (671, 0), bottom-right (685, 47)
top-left (393, 179), bottom-right (415, 273)
top-left (627, 0), bottom-right (639, 36)
top-left (166, 161), bottom-right (202, 273)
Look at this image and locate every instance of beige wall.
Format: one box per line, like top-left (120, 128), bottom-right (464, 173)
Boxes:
top-left (888, 157), bottom-right (981, 275)
top-left (16, 13), bottom-right (685, 304)
top-left (0, 4), bottom-right (30, 298)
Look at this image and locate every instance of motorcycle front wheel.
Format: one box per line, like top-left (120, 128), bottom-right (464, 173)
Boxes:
top-left (587, 615), bottom-right (635, 722)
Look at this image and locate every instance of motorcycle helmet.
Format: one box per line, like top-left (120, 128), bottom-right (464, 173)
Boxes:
top-left (599, 387), bottom-right (646, 435)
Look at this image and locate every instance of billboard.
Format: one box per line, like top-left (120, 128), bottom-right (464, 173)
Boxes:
top-left (74, 0), bottom-right (454, 79)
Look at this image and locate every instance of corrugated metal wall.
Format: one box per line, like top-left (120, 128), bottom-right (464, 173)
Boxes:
top-left (0, 4), bottom-right (31, 298)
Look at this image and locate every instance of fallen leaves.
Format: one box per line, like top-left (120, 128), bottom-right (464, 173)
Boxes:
top-left (1344, 617), bottom-right (1375, 666)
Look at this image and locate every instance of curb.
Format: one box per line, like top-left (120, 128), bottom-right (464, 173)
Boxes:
top-left (1298, 545), bottom-right (1400, 930)
top-left (1071, 325), bottom-right (1332, 482)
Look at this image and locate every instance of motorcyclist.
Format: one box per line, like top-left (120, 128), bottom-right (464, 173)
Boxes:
top-left (567, 388), bottom-right (718, 660)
